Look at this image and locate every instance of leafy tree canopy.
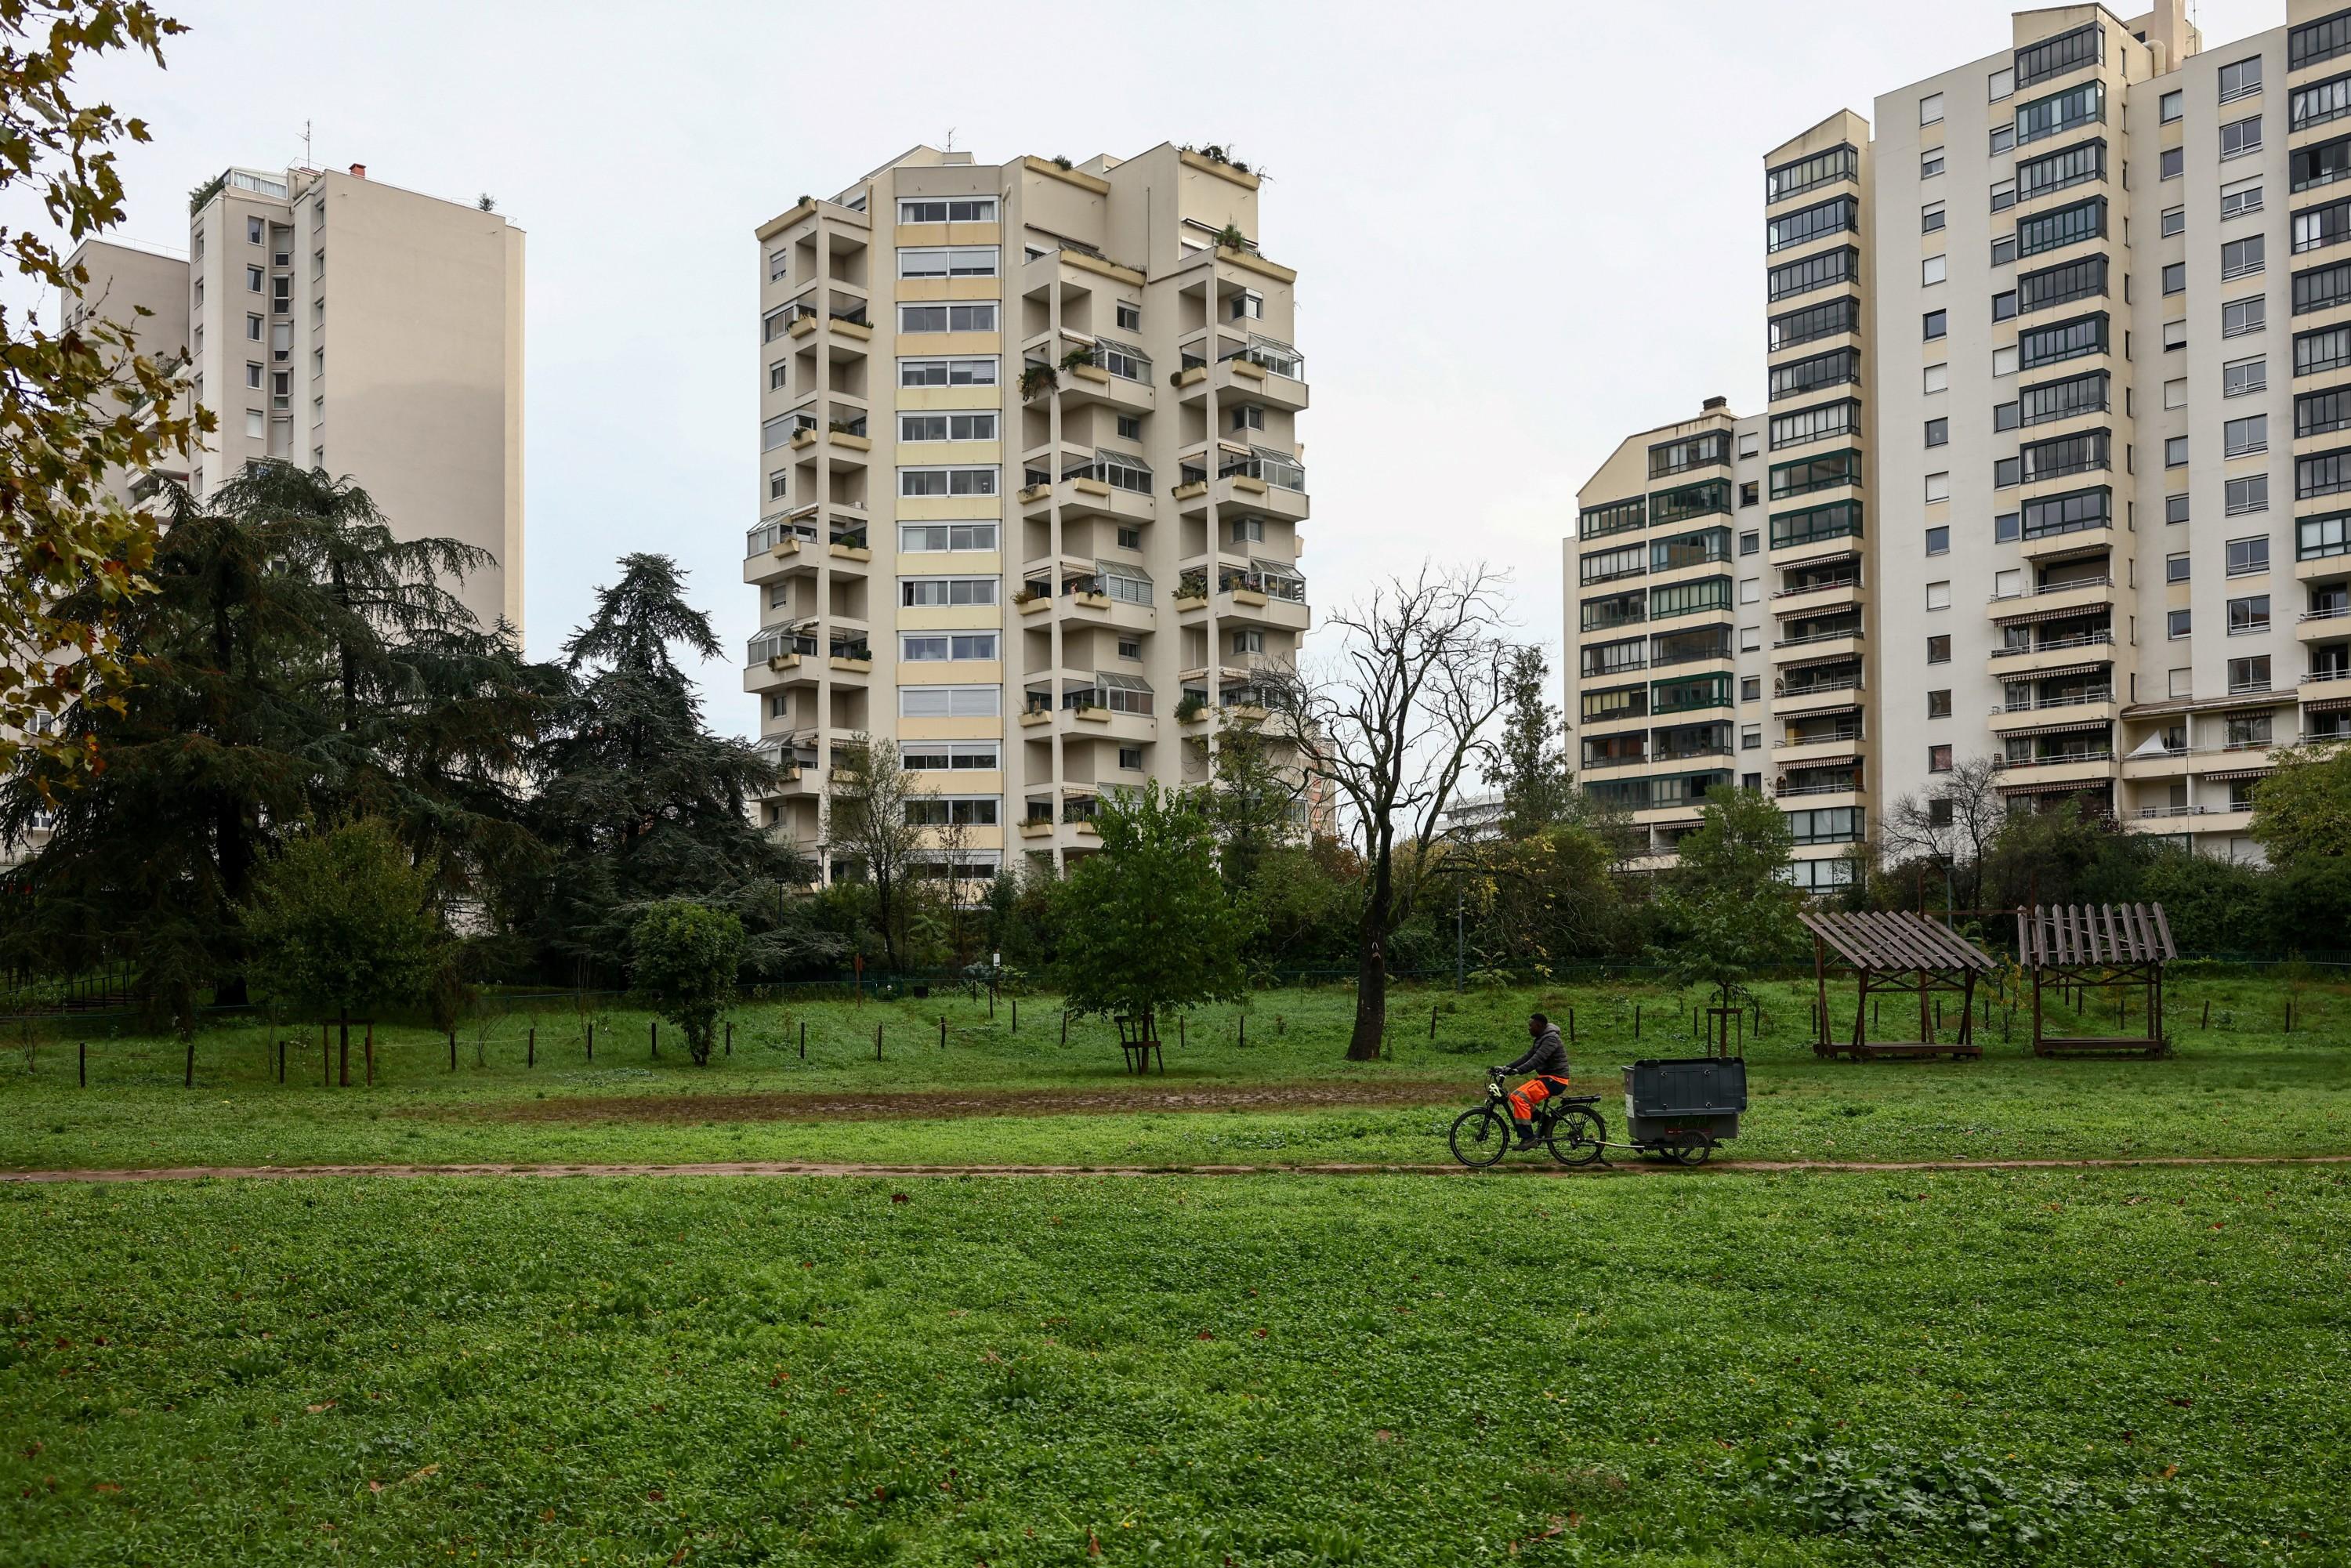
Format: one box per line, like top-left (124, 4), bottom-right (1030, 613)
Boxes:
top-left (629, 899), bottom-right (746, 1066)
top-left (245, 817), bottom-right (444, 1025)
top-left (1053, 783), bottom-right (1253, 1026)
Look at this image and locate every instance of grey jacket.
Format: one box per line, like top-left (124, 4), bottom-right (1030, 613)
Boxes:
top-left (1504, 1026), bottom-right (1570, 1082)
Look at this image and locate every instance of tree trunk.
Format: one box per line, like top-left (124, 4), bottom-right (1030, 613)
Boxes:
top-left (1348, 858), bottom-right (1393, 1061)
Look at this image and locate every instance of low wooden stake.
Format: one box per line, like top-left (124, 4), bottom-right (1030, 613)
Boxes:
top-left (1636, 1002), bottom-right (1643, 1039)
top-left (528, 1027), bottom-right (536, 1068)
top-left (650, 1021), bottom-right (658, 1058)
top-left (875, 1023), bottom-right (882, 1061)
top-left (939, 1016), bottom-right (947, 1049)
top-left (725, 1022), bottom-right (733, 1057)
top-left (587, 1020), bottom-right (595, 1062)
top-left (449, 1030), bottom-right (457, 1071)
top-left (79, 1041), bottom-right (86, 1088)
top-left (799, 1020), bottom-right (806, 1059)
top-left (2202, 999), bottom-right (2211, 1028)
top-left (1239, 1015), bottom-right (1246, 1048)
top-left (183, 1035), bottom-right (194, 1088)
top-left (1061, 1011), bottom-right (1068, 1045)
top-left (1430, 1005), bottom-right (1437, 1039)
top-left (365, 1023), bottom-right (374, 1087)
top-left (1011, 998), bottom-right (1018, 1034)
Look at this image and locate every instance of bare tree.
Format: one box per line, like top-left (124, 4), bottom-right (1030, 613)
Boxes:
top-left (824, 733), bottom-right (933, 973)
top-left (1879, 754), bottom-right (2003, 911)
top-left (1280, 564), bottom-right (1514, 1059)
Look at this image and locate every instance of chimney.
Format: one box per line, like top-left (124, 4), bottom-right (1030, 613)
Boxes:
top-left (348, 163), bottom-right (367, 179)
top-left (1701, 395), bottom-right (1728, 412)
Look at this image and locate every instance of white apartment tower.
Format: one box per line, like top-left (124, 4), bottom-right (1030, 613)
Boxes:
top-left (747, 144), bottom-right (1310, 884)
top-left (1569, 1), bottom-right (2351, 878)
top-left (66, 163), bottom-right (527, 636)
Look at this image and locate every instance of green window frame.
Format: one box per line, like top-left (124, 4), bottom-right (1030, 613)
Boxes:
top-left (1648, 577), bottom-right (1733, 621)
top-left (1768, 447), bottom-right (1861, 501)
top-left (1578, 496), bottom-right (1646, 540)
top-left (1651, 672), bottom-right (1733, 715)
top-left (1580, 683), bottom-right (1647, 723)
top-left (1770, 499), bottom-right (1864, 550)
top-left (1651, 527), bottom-right (1731, 573)
top-left (1649, 479), bottom-right (1732, 526)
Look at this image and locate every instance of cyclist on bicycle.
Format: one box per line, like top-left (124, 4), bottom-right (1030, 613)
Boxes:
top-left (1494, 1012), bottom-right (1572, 1150)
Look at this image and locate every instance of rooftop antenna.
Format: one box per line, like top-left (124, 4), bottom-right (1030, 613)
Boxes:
top-left (300, 118), bottom-right (313, 170)
top-left (945, 125), bottom-right (957, 153)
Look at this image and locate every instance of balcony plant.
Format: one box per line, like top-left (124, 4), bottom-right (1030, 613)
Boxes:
top-left (1019, 364), bottom-right (1058, 400)
top-left (1175, 570), bottom-right (1209, 602)
top-left (1060, 345), bottom-right (1098, 372)
top-left (1009, 586), bottom-right (1038, 607)
top-left (1175, 693), bottom-right (1208, 723)
top-left (1215, 223), bottom-right (1253, 252)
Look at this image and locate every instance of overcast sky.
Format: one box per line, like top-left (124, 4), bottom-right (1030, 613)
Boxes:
top-left (63, 0), bottom-right (2277, 736)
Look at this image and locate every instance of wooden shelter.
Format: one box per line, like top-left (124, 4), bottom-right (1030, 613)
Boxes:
top-left (1801, 911), bottom-right (1998, 1060)
top-left (2016, 903), bottom-right (2175, 1056)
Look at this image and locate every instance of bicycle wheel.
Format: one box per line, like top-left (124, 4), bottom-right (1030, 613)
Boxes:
top-left (1448, 1106), bottom-right (1512, 1169)
top-left (1545, 1105), bottom-right (1607, 1168)
top-left (1661, 1132), bottom-right (1713, 1167)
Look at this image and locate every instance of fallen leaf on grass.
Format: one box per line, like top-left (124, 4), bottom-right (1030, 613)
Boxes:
top-left (304, 1402), bottom-right (335, 1414)
top-left (91, 1482), bottom-right (121, 1494)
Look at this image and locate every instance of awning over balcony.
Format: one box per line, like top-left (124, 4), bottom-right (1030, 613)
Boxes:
top-left (2005, 716), bottom-right (2114, 740)
top-left (2020, 659), bottom-right (2115, 683)
top-left (2305, 693), bottom-right (2351, 713)
top-left (1991, 602), bottom-right (2110, 627)
top-left (1780, 753), bottom-right (1860, 771)
top-left (1997, 776), bottom-right (2114, 795)
top-left (2202, 766), bottom-right (2273, 783)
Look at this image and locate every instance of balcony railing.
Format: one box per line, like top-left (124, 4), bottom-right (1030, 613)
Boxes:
top-left (1776, 672), bottom-right (1863, 697)
top-left (1775, 779), bottom-right (1861, 797)
top-left (1220, 564), bottom-right (1307, 601)
top-left (748, 627), bottom-right (819, 664)
top-left (1783, 725), bottom-right (1864, 748)
top-left (1990, 631), bottom-right (2115, 658)
top-left (2302, 603), bottom-right (2351, 624)
top-left (1581, 751), bottom-right (1651, 770)
top-left (1774, 574), bottom-right (1859, 598)
top-left (748, 515), bottom-right (820, 556)
top-left (1994, 750), bottom-right (2114, 770)
top-left (1220, 447), bottom-right (1306, 491)
top-left (1992, 686), bottom-right (2112, 714)
top-left (1990, 573), bottom-right (2112, 603)
top-left (1774, 625), bottom-right (1862, 649)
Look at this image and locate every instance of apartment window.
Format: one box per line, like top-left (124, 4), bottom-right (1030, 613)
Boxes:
top-left (311, 248), bottom-right (324, 280)
top-left (1117, 638), bottom-right (1142, 660)
top-left (1920, 92), bottom-right (1944, 125)
top-left (2226, 536), bottom-right (2272, 575)
top-left (2223, 295), bottom-right (2267, 337)
top-left (2166, 377), bottom-right (2189, 409)
top-left (2223, 355), bottom-right (2267, 397)
top-left (1922, 254), bottom-right (1947, 287)
top-left (2222, 236), bottom-right (2266, 279)
top-left (900, 577), bottom-right (1000, 607)
top-left (1232, 404), bottom-right (1266, 432)
top-left (899, 686), bottom-right (1002, 718)
top-left (1740, 627), bottom-right (1762, 652)
top-left (1923, 309), bottom-right (1947, 340)
top-left (1925, 471), bottom-right (1951, 504)
top-left (244, 264), bottom-right (263, 292)
top-left (2230, 654), bottom-right (2272, 693)
top-left (1116, 527), bottom-right (1143, 549)
top-left (2164, 319), bottom-right (2189, 350)
top-left (2219, 56), bottom-right (2264, 103)
top-left (897, 197), bottom-right (996, 223)
top-left (1741, 675), bottom-right (1762, 701)
top-left (2295, 257), bottom-right (2351, 313)
top-left (899, 302), bottom-right (998, 333)
top-left (2167, 552), bottom-right (2191, 582)
top-left (899, 522), bottom-right (998, 552)
top-left (2162, 206), bottom-right (2187, 240)
top-left (1992, 123), bottom-right (2016, 155)
top-left (1994, 568), bottom-right (2023, 599)
top-left (2222, 177), bottom-right (2265, 219)
top-left (245, 215), bottom-right (263, 244)
top-left (1990, 66), bottom-right (2015, 100)
top-left (1927, 634), bottom-right (1951, 664)
top-left (1925, 580), bottom-right (1952, 610)
top-left (1922, 149), bottom-right (1946, 179)
top-left (2167, 493), bottom-right (2191, 524)
top-left (1992, 235), bottom-right (2019, 267)
top-left (2294, 197), bottom-right (2351, 253)
top-left (760, 415), bottom-right (792, 452)
top-left (1991, 177), bottom-right (2016, 212)
top-left (2228, 594), bottom-right (2272, 633)
top-left (900, 357), bottom-right (998, 386)
top-left (1995, 456), bottom-right (2023, 487)
top-left (1766, 143), bottom-right (1860, 203)
top-left (241, 360), bottom-right (261, 389)
top-left (1993, 290), bottom-right (2018, 321)
top-left (2020, 369), bottom-right (2110, 425)
top-left (1925, 362), bottom-right (1948, 393)
top-left (2300, 382), bottom-right (2351, 436)
top-left (245, 313), bottom-right (263, 340)
top-left (1925, 525), bottom-right (1951, 556)
top-left (1114, 302), bottom-right (1142, 332)
top-left (1767, 247), bottom-right (1861, 303)
top-left (2018, 255), bottom-right (2107, 315)
top-left (767, 247), bottom-right (788, 282)
top-left (1740, 433), bottom-right (1761, 458)
top-left (762, 306), bottom-right (788, 342)
top-left (2295, 70), bottom-right (2351, 132)
top-left (1769, 296), bottom-right (1861, 350)
top-left (1770, 348), bottom-right (1862, 400)
top-left (2300, 511), bottom-right (2351, 557)
top-left (1925, 416), bottom-right (1949, 447)
top-left (1740, 480), bottom-right (1760, 507)
top-left (2163, 262), bottom-right (2186, 295)
top-left (2018, 196), bottom-right (2106, 258)
top-left (2161, 89), bottom-right (2184, 123)
top-left (1116, 415), bottom-right (1142, 440)
top-left (1922, 200), bottom-right (1947, 234)
top-left (2224, 414), bottom-right (2268, 457)
top-left (2168, 608), bottom-right (2193, 638)
top-left (1738, 529), bottom-right (1760, 556)
top-left (2227, 475), bottom-right (2271, 516)
top-left (899, 411), bottom-right (998, 442)
top-left (899, 465), bottom-right (999, 497)
top-left (2167, 436), bottom-right (2190, 467)
top-left (768, 360), bottom-right (787, 391)
top-left (1994, 346), bottom-right (2020, 376)
top-left (1768, 397), bottom-right (1860, 450)
top-left (1929, 744), bottom-right (1954, 773)
top-left (2016, 79), bottom-right (2103, 145)
top-left (1741, 724), bottom-right (1762, 751)
top-left (2169, 667), bottom-right (2193, 698)
top-left (2161, 147), bottom-right (2185, 181)
top-left (2019, 310), bottom-right (2107, 369)
top-left (1995, 511), bottom-right (2021, 542)
top-left (1739, 578), bottom-right (1760, 604)
top-left (768, 469), bottom-right (787, 501)
top-left (1232, 290), bottom-right (1264, 320)
top-left (897, 246), bottom-right (1000, 278)
top-left (1118, 747), bottom-right (1144, 771)
top-left (2222, 115), bottom-right (2266, 161)
top-left (900, 632), bottom-right (999, 661)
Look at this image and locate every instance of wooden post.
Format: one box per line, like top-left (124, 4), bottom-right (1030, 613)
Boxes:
top-left (78, 1041), bottom-right (85, 1088)
top-left (1061, 1011), bottom-right (1069, 1045)
top-left (586, 1020), bottom-right (595, 1062)
top-left (2202, 998), bottom-right (2211, 1029)
top-left (449, 1030), bottom-right (457, 1071)
top-left (365, 1023), bottom-right (374, 1087)
top-left (1011, 998), bottom-right (1018, 1034)
top-left (799, 1020), bottom-right (806, 1059)
top-left (1430, 1005), bottom-right (1437, 1039)
top-left (939, 1016), bottom-right (947, 1049)
top-left (322, 1024), bottom-right (330, 1087)
top-left (1179, 1015), bottom-right (1186, 1048)
top-left (650, 1021), bottom-right (658, 1058)
top-left (528, 1027), bottom-right (536, 1068)
top-left (1238, 1015), bottom-right (1245, 1048)
top-left (875, 1023), bottom-right (882, 1060)
top-left (183, 1034), bottom-right (194, 1088)
top-left (278, 1038), bottom-right (285, 1083)
top-left (725, 1022), bottom-right (733, 1057)
top-left (1635, 1001), bottom-right (1643, 1039)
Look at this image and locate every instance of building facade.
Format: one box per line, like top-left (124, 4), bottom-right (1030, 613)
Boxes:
top-left (67, 163), bottom-right (527, 637)
top-left (747, 143), bottom-right (1310, 886)
top-left (1568, 0), bottom-right (2351, 877)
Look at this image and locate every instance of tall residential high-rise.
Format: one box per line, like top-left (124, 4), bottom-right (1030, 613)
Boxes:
top-left (747, 144), bottom-right (1311, 885)
top-left (1568, 0), bottom-right (2351, 882)
top-left (66, 163), bottom-right (527, 636)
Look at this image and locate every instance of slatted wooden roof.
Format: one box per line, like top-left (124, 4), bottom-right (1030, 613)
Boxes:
top-left (2016, 903), bottom-right (2176, 967)
top-left (1799, 911), bottom-right (1998, 973)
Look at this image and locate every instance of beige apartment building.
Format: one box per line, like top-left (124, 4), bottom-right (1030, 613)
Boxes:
top-left (66, 163), bottom-right (527, 636)
top-left (1569, 0), bottom-right (2351, 880)
top-left (746, 143), bottom-right (1310, 885)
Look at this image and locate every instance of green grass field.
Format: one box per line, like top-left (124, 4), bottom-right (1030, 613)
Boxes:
top-left (3, 976), bottom-right (2348, 1563)
top-left (0, 975), bottom-right (2345, 1171)
top-left (3, 1169), bottom-right (2345, 1566)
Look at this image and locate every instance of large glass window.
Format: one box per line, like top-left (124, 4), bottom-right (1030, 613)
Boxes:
top-left (2292, 70), bottom-right (2351, 132)
top-left (899, 411), bottom-right (997, 442)
top-left (1765, 144), bottom-right (1860, 203)
top-left (2291, 7), bottom-right (2351, 72)
top-left (2295, 135), bottom-right (2351, 194)
top-left (900, 576), bottom-right (999, 607)
top-left (1648, 578), bottom-right (1733, 620)
top-left (1579, 542), bottom-right (1647, 585)
top-left (2298, 385), bottom-right (2351, 438)
top-left (2297, 324), bottom-right (2351, 376)
top-left (899, 465), bottom-right (999, 497)
top-left (1769, 448), bottom-right (1861, 499)
top-left (1770, 500), bottom-right (1864, 550)
top-left (2298, 510), bottom-right (2351, 558)
top-left (897, 302), bottom-right (998, 332)
top-left (899, 356), bottom-right (998, 386)
top-left (2013, 79), bottom-right (2103, 145)
top-left (2016, 196), bottom-right (2106, 257)
top-left (1768, 348), bottom-right (1862, 400)
top-left (1579, 497), bottom-right (1646, 540)
top-left (2293, 197), bottom-right (2351, 254)
top-left (2015, 23), bottom-right (2102, 89)
top-left (1768, 397), bottom-right (1861, 451)
top-left (2018, 311), bottom-right (2108, 369)
top-left (2017, 255), bottom-right (2107, 314)
top-left (1766, 296), bottom-right (1861, 351)
top-left (2020, 428), bottom-right (2110, 483)
top-left (1647, 429), bottom-right (1733, 478)
top-left (1581, 684), bottom-right (1646, 724)
top-left (1650, 479), bottom-right (1733, 525)
top-left (2297, 445), bottom-right (2351, 499)
top-left (897, 245), bottom-right (998, 277)
top-left (1766, 195), bottom-right (1860, 253)
top-left (1766, 245), bottom-right (1859, 302)
top-left (2020, 486), bottom-right (2110, 539)
top-left (897, 197), bottom-right (997, 223)
top-left (2016, 138), bottom-right (2106, 201)
top-left (899, 685), bottom-right (1002, 718)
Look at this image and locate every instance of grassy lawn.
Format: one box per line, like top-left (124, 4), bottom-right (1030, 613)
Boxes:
top-left (2, 1168), bottom-right (2344, 1566)
top-left (1, 976), bottom-right (2347, 1171)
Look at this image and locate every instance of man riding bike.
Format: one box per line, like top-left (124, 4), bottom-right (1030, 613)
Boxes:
top-left (1494, 1012), bottom-right (1572, 1151)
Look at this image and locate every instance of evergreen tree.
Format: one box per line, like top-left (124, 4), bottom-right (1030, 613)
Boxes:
top-left (521, 555), bottom-right (811, 980)
top-left (0, 471), bottom-right (545, 1025)
top-left (1492, 645), bottom-right (1576, 838)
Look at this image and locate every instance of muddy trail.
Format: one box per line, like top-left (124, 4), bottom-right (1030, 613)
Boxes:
top-left (5, 1153), bottom-right (2350, 1184)
top-left (408, 1078), bottom-right (1469, 1125)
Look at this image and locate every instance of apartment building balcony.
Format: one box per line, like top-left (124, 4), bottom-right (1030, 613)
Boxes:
top-left (1771, 621), bottom-right (1862, 665)
top-left (1175, 446), bottom-right (1309, 523)
top-left (2296, 601), bottom-right (2351, 641)
top-left (1991, 751), bottom-right (2117, 787)
top-left (1987, 628), bottom-right (2114, 676)
top-left (1771, 558), bottom-right (1862, 617)
top-left (1197, 562), bottom-right (1310, 632)
top-left (1173, 336), bottom-right (1310, 414)
top-left (1043, 342), bottom-right (1157, 416)
top-left (1771, 724), bottom-right (1864, 768)
top-left (743, 512), bottom-right (823, 585)
top-left (754, 733), bottom-right (825, 796)
top-left (1016, 565), bottom-right (1156, 632)
top-left (2293, 549), bottom-right (2351, 583)
top-left (782, 295), bottom-right (873, 345)
top-left (1769, 661), bottom-right (1863, 717)
top-left (2018, 520), bottom-right (2117, 562)
top-left (1987, 686), bottom-right (2115, 734)
top-left (1985, 572), bottom-right (2118, 625)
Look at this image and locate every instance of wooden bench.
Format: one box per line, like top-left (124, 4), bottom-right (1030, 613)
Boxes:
top-left (1816, 1039), bottom-right (1983, 1062)
top-left (2033, 1034), bottom-right (2170, 1059)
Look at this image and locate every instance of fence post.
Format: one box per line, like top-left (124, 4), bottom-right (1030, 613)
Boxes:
top-left (799, 1020), bottom-right (806, 1059)
top-left (1429, 1005), bottom-right (1437, 1039)
top-left (1061, 1012), bottom-right (1068, 1045)
top-left (1011, 998), bottom-right (1018, 1034)
top-left (365, 1023), bottom-right (374, 1088)
top-left (1239, 1015), bottom-right (1245, 1048)
top-left (1635, 1002), bottom-right (1642, 1040)
top-left (277, 1037), bottom-right (285, 1084)
top-left (448, 1030), bottom-right (457, 1071)
top-left (725, 1022), bottom-right (733, 1057)
top-left (587, 1020), bottom-right (595, 1062)
top-left (939, 1016), bottom-right (947, 1050)
top-left (78, 1041), bottom-right (85, 1088)
top-left (183, 1035), bottom-right (194, 1088)
top-left (650, 1021), bottom-right (657, 1059)
top-left (875, 1023), bottom-right (882, 1061)
top-left (528, 1027), bottom-right (535, 1068)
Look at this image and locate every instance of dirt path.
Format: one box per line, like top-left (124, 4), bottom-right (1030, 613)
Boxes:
top-left (422, 1079), bottom-right (1468, 1125)
top-left (5, 1153), bottom-right (2349, 1184)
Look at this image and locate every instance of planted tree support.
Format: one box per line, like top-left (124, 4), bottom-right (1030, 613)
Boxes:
top-left (2019, 903), bottom-right (2175, 1058)
top-left (1116, 1011), bottom-right (1164, 1075)
top-left (1801, 910), bottom-right (1995, 1063)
